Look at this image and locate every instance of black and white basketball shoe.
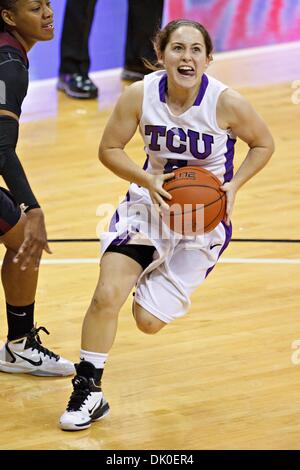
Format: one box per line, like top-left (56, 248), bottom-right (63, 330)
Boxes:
top-left (0, 325), bottom-right (74, 376)
top-left (59, 361), bottom-right (109, 431)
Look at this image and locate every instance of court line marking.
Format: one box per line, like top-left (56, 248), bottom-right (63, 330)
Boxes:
top-left (220, 258), bottom-right (300, 264)
top-left (23, 258), bottom-right (300, 266)
top-left (46, 238), bottom-right (300, 243)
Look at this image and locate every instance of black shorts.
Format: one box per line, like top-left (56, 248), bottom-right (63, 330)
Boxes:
top-left (0, 186), bottom-right (21, 236)
top-left (105, 243), bottom-right (156, 271)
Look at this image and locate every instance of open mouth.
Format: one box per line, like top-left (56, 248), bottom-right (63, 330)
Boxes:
top-left (42, 23), bottom-right (54, 30)
top-left (177, 66), bottom-right (195, 77)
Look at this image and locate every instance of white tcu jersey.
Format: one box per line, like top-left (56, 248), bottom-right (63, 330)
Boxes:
top-left (139, 70), bottom-right (236, 183)
top-left (100, 71), bottom-right (233, 324)
top-left (101, 70), bottom-right (234, 253)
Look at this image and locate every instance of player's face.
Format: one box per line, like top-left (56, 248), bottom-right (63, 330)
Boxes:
top-left (8, 0), bottom-right (54, 42)
top-left (159, 26), bottom-right (211, 90)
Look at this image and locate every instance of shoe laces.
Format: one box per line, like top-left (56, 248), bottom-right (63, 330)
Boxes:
top-left (67, 375), bottom-right (92, 411)
top-left (25, 326), bottom-right (59, 361)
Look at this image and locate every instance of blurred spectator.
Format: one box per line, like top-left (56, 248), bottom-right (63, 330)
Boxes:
top-left (122, 0), bottom-right (164, 82)
top-left (57, 0), bottom-right (164, 99)
top-left (57, 0), bottom-right (98, 99)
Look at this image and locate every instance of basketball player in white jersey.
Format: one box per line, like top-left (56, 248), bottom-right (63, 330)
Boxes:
top-left (60, 19), bottom-right (274, 430)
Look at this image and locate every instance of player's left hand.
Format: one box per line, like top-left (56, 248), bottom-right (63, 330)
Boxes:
top-left (13, 208), bottom-right (52, 271)
top-left (220, 181), bottom-right (237, 225)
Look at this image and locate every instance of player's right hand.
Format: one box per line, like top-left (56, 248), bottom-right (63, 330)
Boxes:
top-left (220, 181), bottom-right (237, 226)
top-left (146, 173), bottom-right (174, 213)
top-left (13, 208), bottom-right (52, 271)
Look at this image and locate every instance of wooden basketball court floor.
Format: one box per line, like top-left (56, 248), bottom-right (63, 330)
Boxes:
top-left (0, 43), bottom-right (300, 450)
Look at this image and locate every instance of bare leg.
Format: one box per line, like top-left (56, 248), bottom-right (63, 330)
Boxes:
top-left (0, 214), bottom-right (38, 305)
top-left (133, 302), bottom-right (166, 334)
top-left (81, 251), bottom-right (142, 352)
top-left (59, 251), bottom-right (162, 430)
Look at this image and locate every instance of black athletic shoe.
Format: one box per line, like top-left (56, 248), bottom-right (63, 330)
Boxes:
top-left (57, 73), bottom-right (98, 99)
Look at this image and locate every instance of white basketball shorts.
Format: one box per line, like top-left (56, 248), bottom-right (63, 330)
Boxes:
top-left (134, 221), bottom-right (231, 323)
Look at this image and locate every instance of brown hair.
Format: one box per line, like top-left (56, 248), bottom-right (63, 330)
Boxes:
top-left (144, 19), bottom-right (213, 71)
top-left (0, 0), bottom-right (18, 32)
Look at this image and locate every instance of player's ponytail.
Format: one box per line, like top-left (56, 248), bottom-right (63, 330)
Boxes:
top-left (0, 0), bottom-right (18, 32)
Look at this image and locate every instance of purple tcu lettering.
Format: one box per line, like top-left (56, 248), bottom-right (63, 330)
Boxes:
top-left (145, 125), bottom-right (214, 159)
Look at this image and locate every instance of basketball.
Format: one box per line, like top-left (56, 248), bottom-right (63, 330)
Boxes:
top-left (162, 166), bottom-right (226, 235)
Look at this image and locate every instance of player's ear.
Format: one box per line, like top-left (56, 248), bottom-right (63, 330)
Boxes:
top-left (1, 9), bottom-right (17, 28)
top-left (155, 47), bottom-right (164, 67)
top-left (205, 54), bottom-right (213, 68)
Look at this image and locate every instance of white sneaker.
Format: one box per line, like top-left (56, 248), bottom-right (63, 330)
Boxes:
top-left (0, 326), bottom-right (75, 376)
top-left (60, 362), bottom-right (110, 431)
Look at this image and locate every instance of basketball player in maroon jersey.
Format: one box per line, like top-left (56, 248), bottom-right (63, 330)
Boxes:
top-left (0, 0), bottom-right (74, 376)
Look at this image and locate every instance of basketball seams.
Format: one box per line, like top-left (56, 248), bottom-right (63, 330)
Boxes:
top-left (162, 165), bottom-right (226, 234)
top-left (167, 191), bottom-right (225, 214)
top-left (203, 194), bottom-right (226, 231)
top-left (164, 183), bottom-right (223, 194)
top-left (168, 196), bottom-right (225, 231)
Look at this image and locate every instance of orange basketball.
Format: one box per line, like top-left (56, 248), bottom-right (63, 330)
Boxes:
top-left (162, 166), bottom-right (226, 235)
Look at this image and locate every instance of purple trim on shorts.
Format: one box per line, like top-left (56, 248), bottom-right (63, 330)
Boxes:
top-left (108, 190), bottom-right (131, 233)
top-left (110, 231), bottom-right (131, 246)
top-left (223, 135), bottom-right (236, 183)
top-left (205, 221), bottom-right (232, 278)
top-left (109, 208), bottom-right (119, 233)
top-left (159, 73), bottom-right (208, 106)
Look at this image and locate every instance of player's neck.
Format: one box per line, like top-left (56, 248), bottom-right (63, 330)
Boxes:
top-left (166, 83), bottom-right (200, 115)
top-left (9, 30), bottom-right (36, 52)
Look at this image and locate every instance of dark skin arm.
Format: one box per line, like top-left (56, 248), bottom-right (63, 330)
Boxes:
top-left (0, 111), bottom-right (52, 270)
top-left (13, 207), bottom-right (52, 271)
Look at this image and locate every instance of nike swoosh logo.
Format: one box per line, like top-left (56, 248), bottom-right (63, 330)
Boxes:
top-left (88, 400), bottom-right (102, 415)
top-left (14, 352), bottom-right (43, 366)
top-left (210, 243), bottom-right (222, 250)
top-left (8, 311), bottom-right (27, 317)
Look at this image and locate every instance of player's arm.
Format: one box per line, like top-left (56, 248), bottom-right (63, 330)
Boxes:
top-left (221, 89), bottom-right (275, 189)
top-left (0, 58), bottom-right (51, 269)
top-left (0, 116), bottom-right (51, 270)
top-left (99, 82), bottom-right (173, 210)
top-left (218, 89), bottom-right (275, 224)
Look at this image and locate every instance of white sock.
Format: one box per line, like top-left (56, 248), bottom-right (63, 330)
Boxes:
top-left (80, 349), bottom-right (108, 369)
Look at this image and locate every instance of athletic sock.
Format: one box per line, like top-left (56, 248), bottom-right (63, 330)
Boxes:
top-left (6, 302), bottom-right (34, 341)
top-left (79, 349), bottom-right (108, 385)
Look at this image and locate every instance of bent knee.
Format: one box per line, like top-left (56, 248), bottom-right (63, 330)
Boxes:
top-left (133, 303), bottom-right (166, 334)
top-left (91, 285), bottom-right (123, 313)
